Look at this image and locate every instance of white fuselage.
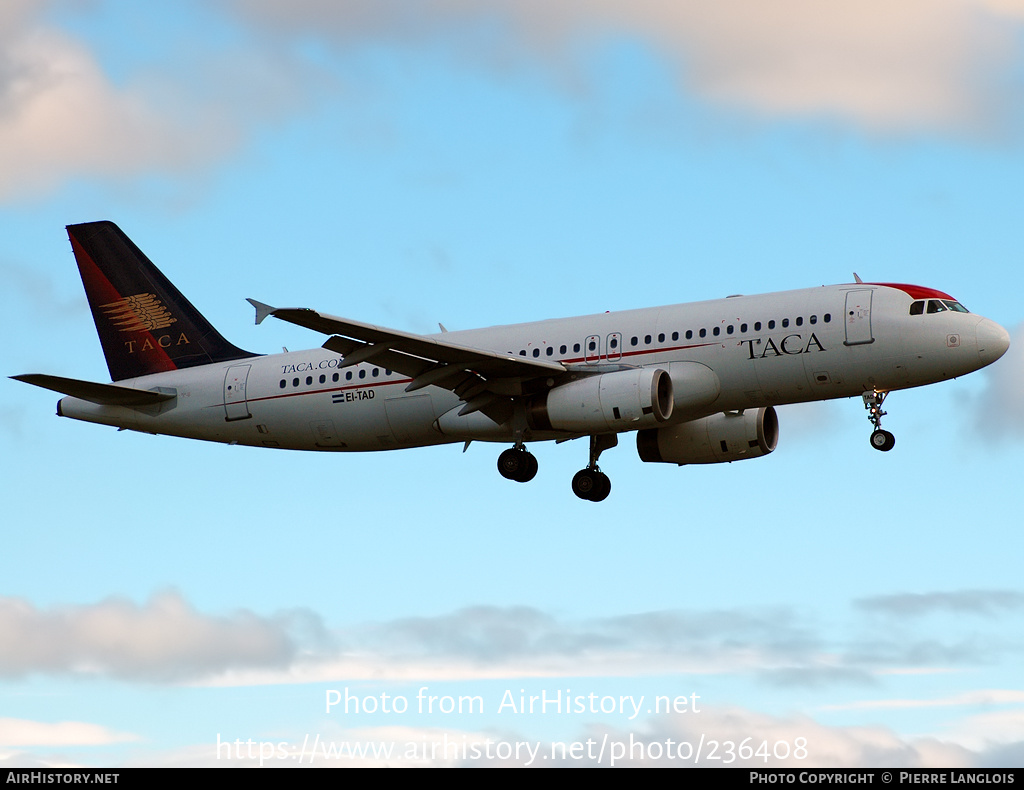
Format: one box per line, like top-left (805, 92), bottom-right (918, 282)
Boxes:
top-left (57, 283), bottom-right (1007, 452)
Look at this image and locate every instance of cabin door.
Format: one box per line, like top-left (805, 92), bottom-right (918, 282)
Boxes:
top-left (223, 365), bottom-right (252, 421)
top-left (844, 290), bottom-right (874, 346)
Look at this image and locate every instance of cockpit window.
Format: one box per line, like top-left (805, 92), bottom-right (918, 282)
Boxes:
top-left (910, 299), bottom-right (970, 316)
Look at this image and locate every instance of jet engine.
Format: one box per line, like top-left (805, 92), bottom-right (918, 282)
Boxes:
top-left (636, 406), bottom-right (779, 465)
top-left (529, 367), bottom-right (673, 433)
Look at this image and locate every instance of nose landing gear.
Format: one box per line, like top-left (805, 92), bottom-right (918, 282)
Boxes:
top-left (863, 390), bottom-right (895, 452)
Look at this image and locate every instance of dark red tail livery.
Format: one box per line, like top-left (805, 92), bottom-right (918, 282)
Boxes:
top-left (68, 221), bottom-right (256, 381)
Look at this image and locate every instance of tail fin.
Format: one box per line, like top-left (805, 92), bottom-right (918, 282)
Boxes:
top-left (68, 221), bottom-right (257, 381)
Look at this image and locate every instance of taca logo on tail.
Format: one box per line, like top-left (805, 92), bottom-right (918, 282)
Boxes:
top-left (101, 293), bottom-right (178, 333)
top-left (68, 221), bottom-right (256, 380)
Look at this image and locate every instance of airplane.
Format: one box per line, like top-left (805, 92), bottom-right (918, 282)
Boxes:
top-left (13, 221), bottom-right (1011, 502)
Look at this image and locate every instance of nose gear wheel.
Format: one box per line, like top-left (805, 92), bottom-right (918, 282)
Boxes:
top-left (863, 390), bottom-right (895, 452)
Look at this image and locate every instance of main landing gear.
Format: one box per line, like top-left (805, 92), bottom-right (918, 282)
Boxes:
top-left (571, 434), bottom-right (617, 503)
top-left (862, 390), bottom-right (896, 452)
top-left (497, 445), bottom-right (538, 483)
top-left (496, 434), bottom-right (617, 501)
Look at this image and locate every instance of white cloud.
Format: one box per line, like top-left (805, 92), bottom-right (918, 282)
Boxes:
top-left (0, 11), bottom-right (239, 202)
top-left (824, 689), bottom-right (1024, 711)
top-left (0, 591), bottom-right (321, 682)
top-left (857, 589), bottom-right (1024, 617)
top-left (0, 718), bottom-right (139, 748)
top-left (131, 713), bottom-right (993, 767)
top-left (973, 323), bottom-right (1024, 440)
top-left (6, 0), bottom-right (1020, 201)
top-left (4, 590), bottom-right (1021, 690)
top-left (0, 1), bottom-right (325, 202)
top-left (227, 0), bottom-right (1024, 136)
top-left (592, 706), bottom-right (976, 767)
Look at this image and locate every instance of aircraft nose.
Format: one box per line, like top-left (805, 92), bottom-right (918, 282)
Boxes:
top-left (976, 317), bottom-right (1010, 366)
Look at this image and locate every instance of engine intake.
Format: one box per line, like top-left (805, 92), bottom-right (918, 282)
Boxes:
top-left (637, 406), bottom-right (779, 465)
top-left (529, 368), bottom-right (673, 433)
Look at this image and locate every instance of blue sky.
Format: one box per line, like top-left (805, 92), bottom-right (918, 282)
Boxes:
top-left (2, 0), bottom-right (1024, 767)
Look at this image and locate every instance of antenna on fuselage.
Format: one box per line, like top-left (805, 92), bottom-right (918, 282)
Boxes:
top-left (853, 273), bottom-right (864, 283)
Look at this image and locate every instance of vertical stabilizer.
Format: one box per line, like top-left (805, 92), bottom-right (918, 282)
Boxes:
top-left (68, 221), bottom-right (256, 381)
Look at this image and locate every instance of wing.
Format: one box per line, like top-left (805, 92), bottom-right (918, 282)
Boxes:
top-left (248, 300), bottom-right (566, 422)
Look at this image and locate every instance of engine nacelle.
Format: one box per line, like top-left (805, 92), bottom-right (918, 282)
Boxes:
top-left (636, 406), bottom-right (779, 465)
top-left (529, 368), bottom-right (674, 433)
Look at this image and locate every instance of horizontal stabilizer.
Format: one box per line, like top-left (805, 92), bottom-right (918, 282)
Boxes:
top-left (11, 374), bottom-right (176, 407)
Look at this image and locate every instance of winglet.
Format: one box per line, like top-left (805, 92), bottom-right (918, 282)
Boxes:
top-left (246, 298), bottom-right (277, 325)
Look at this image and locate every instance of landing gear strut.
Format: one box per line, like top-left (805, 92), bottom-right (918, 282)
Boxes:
top-left (862, 390), bottom-right (895, 452)
top-left (572, 434), bottom-right (617, 502)
top-left (497, 445), bottom-right (538, 482)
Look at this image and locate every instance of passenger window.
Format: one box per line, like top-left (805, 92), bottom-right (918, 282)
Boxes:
top-left (686, 330), bottom-right (693, 340)
top-left (713, 327), bottom-right (720, 336)
top-left (546, 346), bottom-right (554, 356)
top-left (672, 331), bottom-right (679, 341)
top-left (658, 333), bottom-right (665, 342)
top-left (699, 328), bottom-right (707, 338)
top-left (782, 318), bottom-right (789, 328)
top-left (795, 317), bottom-right (803, 326)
